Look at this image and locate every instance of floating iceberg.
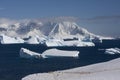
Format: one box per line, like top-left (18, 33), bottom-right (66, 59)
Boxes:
top-left (62, 41), bottom-right (95, 47)
top-left (20, 48), bottom-right (42, 59)
top-left (19, 48), bottom-right (79, 59)
top-left (105, 48), bottom-right (120, 55)
top-left (45, 39), bottom-right (63, 47)
top-left (24, 35), bottom-right (46, 44)
top-left (45, 39), bottom-right (95, 47)
top-left (42, 49), bottom-right (79, 58)
top-left (0, 34), bottom-right (47, 44)
top-left (0, 34), bottom-right (24, 44)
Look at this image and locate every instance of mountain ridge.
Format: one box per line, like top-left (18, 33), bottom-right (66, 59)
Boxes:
top-left (0, 19), bottom-right (97, 40)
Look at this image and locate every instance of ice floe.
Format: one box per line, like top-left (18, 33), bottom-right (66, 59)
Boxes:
top-left (105, 48), bottom-right (120, 55)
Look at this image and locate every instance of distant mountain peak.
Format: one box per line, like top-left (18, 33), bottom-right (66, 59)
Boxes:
top-left (48, 21), bottom-right (95, 39)
top-left (0, 18), bottom-right (98, 40)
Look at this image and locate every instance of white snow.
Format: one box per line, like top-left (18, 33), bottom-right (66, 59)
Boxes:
top-left (0, 18), bottom-right (105, 42)
top-left (22, 58), bottom-right (120, 80)
top-left (24, 36), bottom-right (40, 44)
top-left (45, 39), bottom-right (95, 47)
top-left (0, 33), bottom-right (95, 47)
top-left (19, 48), bottom-right (79, 59)
top-left (42, 48), bottom-right (79, 58)
top-left (45, 39), bottom-right (63, 47)
top-left (20, 48), bottom-right (42, 59)
top-left (0, 34), bottom-right (24, 44)
top-left (0, 33), bottom-right (47, 44)
top-left (0, 19), bottom-right (114, 44)
top-left (62, 41), bottom-right (95, 47)
top-left (105, 48), bottom-right (120, 55)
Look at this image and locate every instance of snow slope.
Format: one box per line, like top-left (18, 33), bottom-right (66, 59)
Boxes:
top-left (0, 18), bottom-right (112, 44)
top-left (22, 57), bottom-right (120, 80)
top-left (0, 18), bottom-right (102, 41)
top-left (0, 34), bottom-right (24, 44)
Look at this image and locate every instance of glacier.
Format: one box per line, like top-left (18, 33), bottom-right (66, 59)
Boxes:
top-left (0, 33), bottom-right (95, 46)
top-left (0, 34), bottom-right (24, 44)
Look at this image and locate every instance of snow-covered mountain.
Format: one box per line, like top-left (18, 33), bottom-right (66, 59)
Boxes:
top-left (0, 18), bottom-right (97, 40)
top-left (1, 17), bottom-right (112, 45)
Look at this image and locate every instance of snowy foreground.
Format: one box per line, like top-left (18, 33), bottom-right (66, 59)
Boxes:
top-left (22, 57), bottom-right (120, 80)
top-left (20, 48), bottom-right (79, 59)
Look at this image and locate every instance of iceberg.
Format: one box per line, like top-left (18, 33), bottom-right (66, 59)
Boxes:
top-left (45, 39), bottom-right (95, 47)
top-left (45, 39), bottom-right (64, 47)
top-left (24, 36), bottom-right (40, 44)
top-left (105, 48), bottom-right (120, 55)
top-left (0, 34), bottom-right (24, 44)
top-left (20, 48), bottom-right (42, 59)
top-left (19, 48), bottom-right (79, 59)
top-left (24, 35), bottom-right (46, 44)
top-left (42, 48), bottom-right (79, 58)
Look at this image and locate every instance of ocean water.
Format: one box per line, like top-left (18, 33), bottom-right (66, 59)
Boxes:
top-left (0, 41), bottom-right (120, 80)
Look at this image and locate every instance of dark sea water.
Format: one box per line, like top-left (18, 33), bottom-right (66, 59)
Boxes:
top-left (0, 40), bottom-right (120, 80)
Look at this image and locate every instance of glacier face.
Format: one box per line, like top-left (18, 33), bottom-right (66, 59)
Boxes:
top-left (0, 34), bottom-right (24, 44)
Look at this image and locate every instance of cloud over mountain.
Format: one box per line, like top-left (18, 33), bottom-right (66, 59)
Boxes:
top-left (0, 17), bottom-right (97, 40)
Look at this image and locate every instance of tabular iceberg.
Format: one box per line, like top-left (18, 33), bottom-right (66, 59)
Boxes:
top-left (19, 48), bottom-right (79, 59)
top-left (42, 48), bottom-right (79, 58)
top-left (45, 39), bottom-right (95, 47)
top-left (0, 34), bottom-right (24, 44)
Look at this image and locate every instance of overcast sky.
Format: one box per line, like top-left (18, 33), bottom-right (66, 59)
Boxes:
top-left (0, 0), bottom-right (120, 37)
